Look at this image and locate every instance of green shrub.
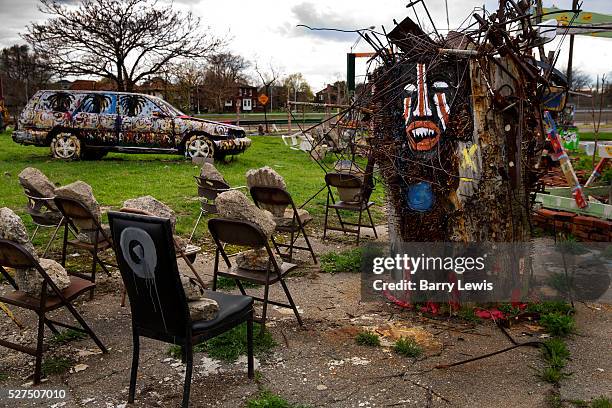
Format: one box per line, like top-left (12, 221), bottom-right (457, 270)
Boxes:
top-left (542, 338), bottom-right (570, 367)
top-left (457, 306), bottom-right (479, 322)
top-left (393, 337), bottom-right (423, 358)
top-left (320, 248), bottom-right (362, 274)
top-left (247, 389), bottom-right (310, 408)
top-left (525, 301), bottom-right (574, 315)
top-left (545, 392), bottom-right (563, 408)
top-left (214, 276), bottom-right (260, 290)
top-left (50, 329), bottom-right (87, 344)
top-left (591, 396), bottom-right (612, 408)
top-left (540, 313), bottom-right (576, 337)
top-left (42, 357), bottom-right (73, 376)
top-left (540, 366), bottom-right (567, 384)
top-left (168, 323), bottom-right (276, 362)
top-left (355, 331), bottom-right (380, 347)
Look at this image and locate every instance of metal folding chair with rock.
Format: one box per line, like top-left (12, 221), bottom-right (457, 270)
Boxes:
top-left (247, 166), bottom-right (317, 263)
top-left (0, 207), bottom-right (107, 384)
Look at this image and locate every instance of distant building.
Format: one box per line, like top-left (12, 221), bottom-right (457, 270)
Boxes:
top-left (223, 84), bottom-right (259, 113)
top-left (138, 77), bottom-right (170, 99)
top-left (315, 81), bottom-right (347, 105)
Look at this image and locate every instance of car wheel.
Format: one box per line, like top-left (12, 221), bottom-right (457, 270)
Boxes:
top-left (185, 135), bottom-right (215, 159)
top-left (50, 133), bottom-right (82, 160)
top-left (82, 149), bottom-right (108, 160)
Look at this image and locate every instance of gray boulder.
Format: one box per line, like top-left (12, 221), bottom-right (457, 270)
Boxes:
top-left (216, 190), bottom-right (276, 237)
top-left (246, 166), bottom-right (287, 217)
top-left (123, 196), bottom-right (176, 232)
top-left (18, 168), bottom-right (58, 209)
top-left (0, 207), bottom-right (37, 260)
top-left (0, 208), bottom-right (70, 296)
top-left (235, 248), bottom-right (282, 271)
top-left (188, 298), bottom-right (219, 321)
top-left (200, 162), bottom-right (225, 183)
top-left (180, 274), bottom-right (205, 301)
top-left (180, 274), bottom-right (219, 320)
top-left (54, 181), bottom-right (101, 229)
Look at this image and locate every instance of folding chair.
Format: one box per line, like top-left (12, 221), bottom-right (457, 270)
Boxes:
top-left (0, 239), bottom-right (107, 384)
top-left (323, 172), bottom-right (377, 244)
top-left (21, 188), bottom-right (65, 258)
top-left (250, 186), bottom-right (316, 263)
top-left (54, 197), bottom-right (113, 298)
top-left (208, 218), bottom-right (303, 332)
top-left (189, 176), bottom-right (245, 242)
top-left (108, 211), bottom-right (254, 408)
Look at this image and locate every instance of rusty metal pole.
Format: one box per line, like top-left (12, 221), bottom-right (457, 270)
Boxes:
top-left (566, 0), bottom-right (579, 89)
top-left (535, 0), bottom-right (546, 62)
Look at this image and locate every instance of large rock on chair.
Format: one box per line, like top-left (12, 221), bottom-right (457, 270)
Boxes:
top-left (54, 181), bottom-right (108, 244)
top-left (245, 166), bottom-right (312, 227)
top-left (0, 207), bottom-right (70, 295)
top-left (215, 189), bottom-right (281, 270)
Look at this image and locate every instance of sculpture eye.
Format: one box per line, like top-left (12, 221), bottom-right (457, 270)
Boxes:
top-left (404, 83), bottom-right (417, 92)
top-left (433, 81), bottom-right (449, 89)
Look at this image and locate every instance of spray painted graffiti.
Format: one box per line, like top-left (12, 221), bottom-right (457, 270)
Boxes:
top-left (13, 90), bottom-right (252, 159)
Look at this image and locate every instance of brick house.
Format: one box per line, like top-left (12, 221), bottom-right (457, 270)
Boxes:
top-left (223, 84), bottom-right (259, 113)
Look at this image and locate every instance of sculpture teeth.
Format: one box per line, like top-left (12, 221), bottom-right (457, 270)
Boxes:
top-left (411, 127), bottom-right (435, 140)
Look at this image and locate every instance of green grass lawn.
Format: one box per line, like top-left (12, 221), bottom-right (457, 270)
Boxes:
top-left (0, 131), bottom-right (385, 246)
top-left (575, 131), bottom-right (612, 141)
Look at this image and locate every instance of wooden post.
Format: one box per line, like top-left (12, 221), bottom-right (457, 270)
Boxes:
top-left (287, 101), bottom-right (292, 132)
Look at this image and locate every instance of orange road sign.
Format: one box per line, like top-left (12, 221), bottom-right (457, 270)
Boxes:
top-left (258, 94), bottom-right (269, 105)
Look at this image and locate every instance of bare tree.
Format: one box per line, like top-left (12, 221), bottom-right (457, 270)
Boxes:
top-left (202, 52), bottom-right (249, 113)
top-left (166, 61), bottom-right (206, 113)
top-left (255, 62), bottom-right (280, 132)
top-left (283, 73), bottom-right (313, 102)
top-left (0, 44), bottom-right (52, 113)
top-left (24, 0), bottom-right (222, 91)
top-left (559, 66), bottom-right (592, 91)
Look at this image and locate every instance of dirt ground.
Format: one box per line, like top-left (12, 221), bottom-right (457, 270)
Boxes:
top-left (0, 227), bottom-right (610, 408)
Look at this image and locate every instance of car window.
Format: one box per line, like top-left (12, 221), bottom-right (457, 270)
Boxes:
top-left (40, 91), bottom-right (80, 113)
top-left (152, 96), bottom-right (185, 116)
top-left (78, 93), bottom-right (116, 114)
top-left (118, 95), bottom-right (157, 117)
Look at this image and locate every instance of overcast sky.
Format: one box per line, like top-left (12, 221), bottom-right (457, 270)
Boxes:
top-left (1, 0), bottom-right (611, 91)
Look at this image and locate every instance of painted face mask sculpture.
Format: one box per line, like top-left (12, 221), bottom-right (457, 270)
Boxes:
top-left (368, 18), bottom-right (475, 241)
top-left (402, 63), bottom-right (452, 154)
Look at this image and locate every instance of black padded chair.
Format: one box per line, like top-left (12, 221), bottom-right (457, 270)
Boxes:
top-left (108, 211), bottom-right (254, 408)
top-left (323, 172), bottom-right (377, 244)
top-left (250, 186), bottom-right (317, 264)
top-left (208, 217), bottom-right (303, 332)
top-left (54, 197), bottom-right (113, 298)
top-left (0, 239), bottom-right (107, 384)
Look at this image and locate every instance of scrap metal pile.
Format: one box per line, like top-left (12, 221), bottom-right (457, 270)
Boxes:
top-left (346, 0), bottom-right (579, 242)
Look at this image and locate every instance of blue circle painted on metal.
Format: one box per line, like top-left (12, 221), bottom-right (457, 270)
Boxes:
top-left (406, 182), bottom-right (434, 212)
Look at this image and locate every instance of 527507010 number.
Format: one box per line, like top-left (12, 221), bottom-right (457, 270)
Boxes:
top-left (4, 389), bottom-right (67, 399)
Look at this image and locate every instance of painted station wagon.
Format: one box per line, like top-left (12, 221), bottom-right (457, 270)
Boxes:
top-left (12, 90), bottom-right (251, 160)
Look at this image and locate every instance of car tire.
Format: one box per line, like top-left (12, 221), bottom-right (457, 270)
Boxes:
top-left (50, 133), bottom-right (82, 160)
top-left (82, 149), bottom-right (108, 160)
top-left (185, 134), bottom-right (215, 159)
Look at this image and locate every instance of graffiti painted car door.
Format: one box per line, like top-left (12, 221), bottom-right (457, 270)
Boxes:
top-left (37, 91), bottom-right (82, 129)
top-left (73, 93), bottom-right (118, 146)
top-left (118, 94), bottom-right (173, 148)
